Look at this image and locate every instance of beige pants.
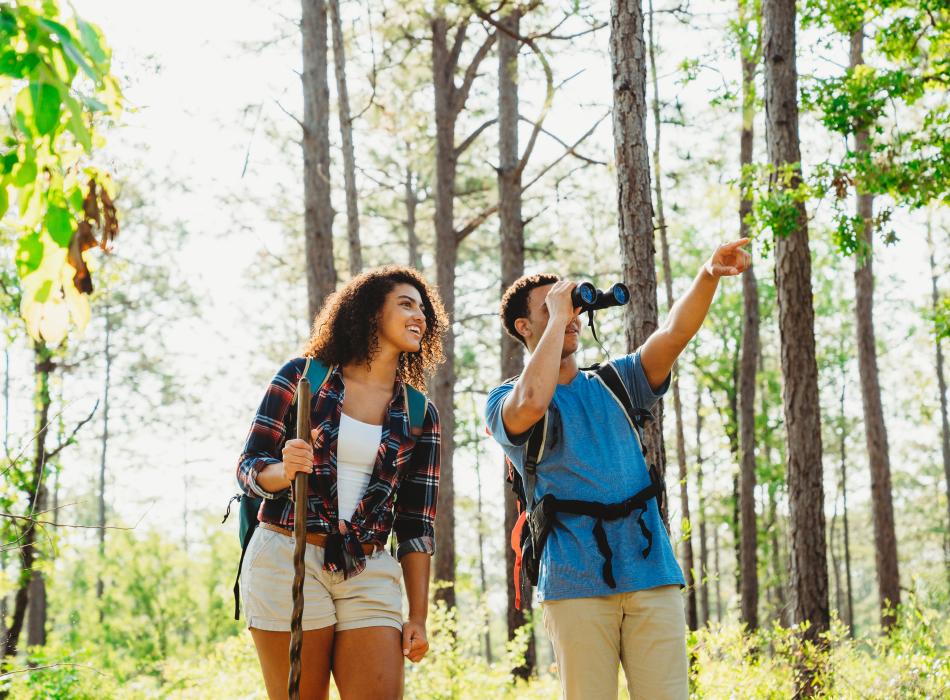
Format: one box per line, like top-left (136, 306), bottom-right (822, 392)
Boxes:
top-left (541, 585), bottom-right (688, 700)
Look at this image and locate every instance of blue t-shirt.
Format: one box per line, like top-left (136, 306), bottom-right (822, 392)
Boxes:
top-left (485, 351), bottom-right (685, 601)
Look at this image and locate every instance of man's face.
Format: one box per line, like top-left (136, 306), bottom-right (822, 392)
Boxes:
top-left (518, 284), bottom-right (581, 357)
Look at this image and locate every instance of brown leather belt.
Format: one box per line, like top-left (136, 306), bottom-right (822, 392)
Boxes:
top-left (261, 522), bottom-right (381, 554)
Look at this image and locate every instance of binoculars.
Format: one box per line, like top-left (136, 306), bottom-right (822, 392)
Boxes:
top-left (571, 282), bottom-right (630, 312)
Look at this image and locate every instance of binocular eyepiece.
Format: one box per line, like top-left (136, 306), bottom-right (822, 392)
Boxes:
top-left (571, 282), bottom-right (630, 312)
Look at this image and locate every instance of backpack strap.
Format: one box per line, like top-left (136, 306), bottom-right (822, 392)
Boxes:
top-left (296, 357), bottom-right (333, 402)
top-left (403, 384), bottom-right (428, 436)
top-left (521, 413), bottom-right (547, 511)
top-left (590, 362), bottom-right (653, 450)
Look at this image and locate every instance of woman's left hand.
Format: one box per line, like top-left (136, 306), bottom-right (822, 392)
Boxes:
top-left (402, 619), bottom-right (429, 663)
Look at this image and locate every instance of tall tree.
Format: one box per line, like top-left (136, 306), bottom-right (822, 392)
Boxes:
top-left (430, 10), bottom-right (496, 606)
top-left (97, 301), bottom-right (112, 612)
top-left (609, 0), bottom-right (667, 508)
top-left (496, 6), bottom-right (536, 677)
top-left (647, 0), bottom-right (696, 630)
top-left (849, 25), bottom-right (900, 631)
top-left (762, 0), bottom-right (830, 670)
top-left (302, 0), bottom-right (337, 316)
top-left (836, 361), bottom-right (855, 634)
top-left (928, 222), bottom-right (950, 575)
top-left (328, 0), bottom-right (362, 276)
top-left (695, 391), bottom-right (710, 626)
top-left (737, 0), bottom-right (762, 633)
top-left (4, 343), bottom-right (53, 658)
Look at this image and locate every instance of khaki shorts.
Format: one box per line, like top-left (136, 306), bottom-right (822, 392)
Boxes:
top-left (542, 585), bottom-right (688, 700)
top-left (240, 526), bottom-right (404, 633)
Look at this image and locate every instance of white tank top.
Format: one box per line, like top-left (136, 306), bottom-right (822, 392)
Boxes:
top-left (336, 413), bottom-right (383, 521)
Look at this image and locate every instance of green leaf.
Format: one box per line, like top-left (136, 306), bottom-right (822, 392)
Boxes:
top-left (15, 232), bottom-right (44, 277)
top-left (65, 97), bottom-right (92, 151)
top-left (14, 85), bottom-right (33, 133)
top-left (45, 204), bottom-right (73, 246)
top-left (68, 185), bottom-right (84, 212)
top-left (12, 157), bottom-right (37, 187)
top-left (29, 82), bottom-right (61, 135)
top-left (34, 279), bottom-right (53, 304)
top-left (0, 150), bottom-right (17, 175)
top-left (0, 186), bottom-right (7, 218)
top-left (80, 94), bottom-right (107, 113)
top-left (77, 20), bottom-right (108, 68)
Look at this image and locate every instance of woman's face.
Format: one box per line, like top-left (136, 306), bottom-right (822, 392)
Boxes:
top-left (377, 282), bottom-right (427, 355)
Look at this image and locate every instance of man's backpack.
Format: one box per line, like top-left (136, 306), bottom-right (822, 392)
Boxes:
top-left (226, 357), bottom-right (429, 619)
top-left (504, 362), bottom-right (665, 610)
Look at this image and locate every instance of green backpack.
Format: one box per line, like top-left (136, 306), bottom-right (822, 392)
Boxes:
top-left (229, 357), bottom-right (429, 619)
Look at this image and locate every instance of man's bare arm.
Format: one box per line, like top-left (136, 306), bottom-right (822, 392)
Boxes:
top-left (502, 281), bottom-right (578, 437)
top-left (641, 239), bottom-right (751, 390)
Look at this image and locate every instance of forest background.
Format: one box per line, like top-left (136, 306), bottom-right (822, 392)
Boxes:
top-left (0, 0), bottom-right (948, 698)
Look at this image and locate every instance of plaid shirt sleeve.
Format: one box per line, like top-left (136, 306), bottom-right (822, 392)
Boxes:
top-left (236, 359), bottom-right (302, 500)
top-left (392, 401), bottom-right (440, 560)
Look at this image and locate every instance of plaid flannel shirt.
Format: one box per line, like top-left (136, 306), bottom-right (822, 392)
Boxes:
top-left (237, 358), bottom-right (440, 577)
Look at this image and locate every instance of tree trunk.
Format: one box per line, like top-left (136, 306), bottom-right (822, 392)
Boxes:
top-left (97, 307), bottom-right (111, 611)
top-left (328, 0), bottom-right (361, 277)
top-left (302, 0), bottom-right (337, 317)
top-left (850, 29), bottom-right (900, 633)
top-left (2, 348), bottom-right (9, 454)
top-left (609, 0), bottom-right (667, 521)
top-left (713, 519), bottom-right (722, 622)
top-left (472, 435), bottom-right (492, 664)
top-left (430, 15), bottom-right (458, 608)
top-left (927, 223), bottom-right (950, 579)
top-left (737, 0), bottom-right (761, 632)
top-left (405, 165), bottom-right (422, 269)
top-left (696, 393), bottom-right (710, 626)
top-left (763, 0), bottom-right (830, 662)
top-left (838, 367), bottom-right (855, 635)
top-left (26, 568), bottom-right (45, 648)
top-left (647, 0), bottom-right (696, 630)
top-left (4, 344), bottom-right (54, 658)
top-left (497, 8), bottom-right (536, 677)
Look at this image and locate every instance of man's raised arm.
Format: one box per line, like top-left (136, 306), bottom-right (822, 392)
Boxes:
top-left (502, 280), bottom-right (579, 437)
top-left (640, 238), bottom-right (752, 390)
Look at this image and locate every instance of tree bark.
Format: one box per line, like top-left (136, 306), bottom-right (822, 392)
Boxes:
top-left (430, 14), bottom-right (458, 609)
top-left (647, 0), bottom-right (696, 630)
top-left (4, 344), bottom-right (53, 658)
top-left (430, 15), bottom-right (495, 607)
top-left (405, 165), bottom-right (422, 270)
top-left (737, 2), bottom-right (761, 630)
top-left (472, 435), bottom-right (492, 664)
top-left (302, 0), bottom-right (337, 317)
top-left (837, 366), bottom-right (855, 635)
top-left (696, 393), bottom-right (710, 626)
top-left (763, 0), bottom-right (830, 658)
top-left (713, 517), bottom-right (722, 622)
top-left (97, 306), bottom-right (111, 612)
top-left (927, 223), bottom-right (950, 579)
top-left (609, 0), bottom-right (667, 520)
top-left (850, 28), bottom-right (900, 632)
top-left (2, 348), bottom-right (8, 454)
top-left (329, 0), bottom-right (362, 277)
top-left (497, 8), bottom-right (536, 677)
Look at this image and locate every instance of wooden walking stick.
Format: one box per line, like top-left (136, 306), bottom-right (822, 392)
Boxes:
top-left (288, 376), bottom-right (311, 700)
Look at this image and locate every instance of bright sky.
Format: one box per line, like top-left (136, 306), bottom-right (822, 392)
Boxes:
top-left (4, 0), bottom-right (943, 564)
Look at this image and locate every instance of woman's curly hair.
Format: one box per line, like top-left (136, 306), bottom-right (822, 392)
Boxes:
top-left (303, 266), bottom-right (447, 391)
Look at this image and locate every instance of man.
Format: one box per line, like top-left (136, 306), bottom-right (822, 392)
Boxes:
top-left (485, 239), bottom-right (751, 700)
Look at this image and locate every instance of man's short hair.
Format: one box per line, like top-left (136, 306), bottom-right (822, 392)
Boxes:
top-left (500, 273), bottom-right (560, 347)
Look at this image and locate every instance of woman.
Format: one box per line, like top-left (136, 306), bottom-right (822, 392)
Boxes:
top-left (236, 266), bottom-right (447, 700)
